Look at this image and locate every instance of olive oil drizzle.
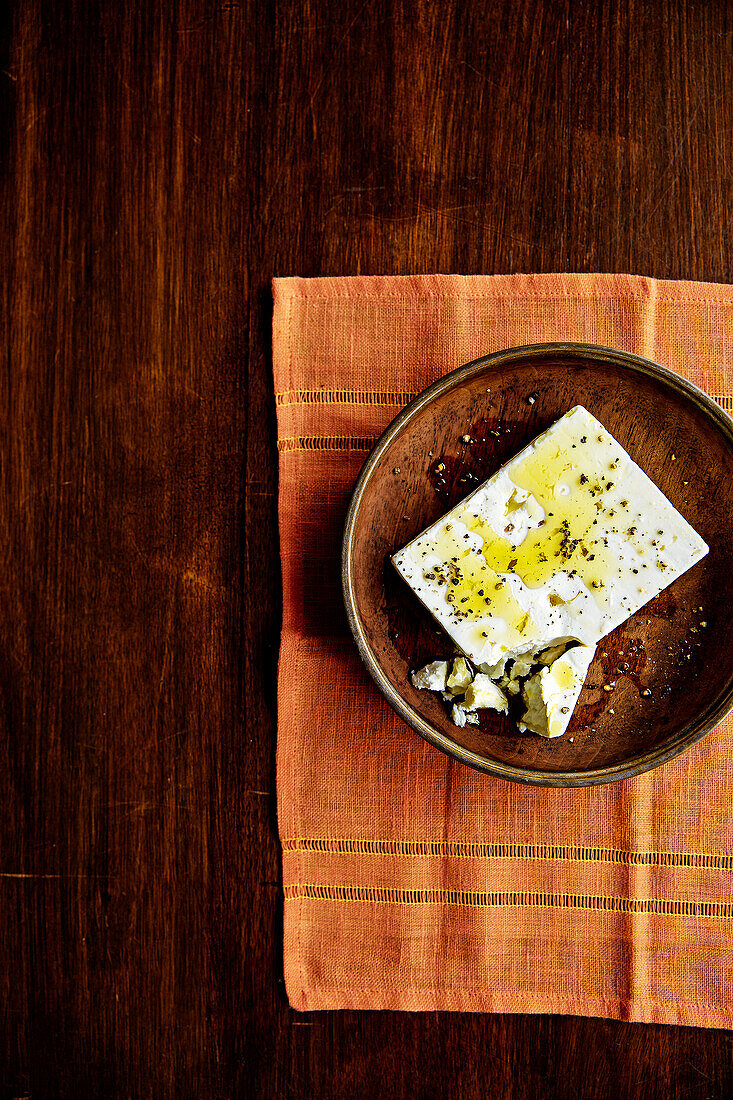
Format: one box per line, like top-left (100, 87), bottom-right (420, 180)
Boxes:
top-left (423, 422), bottom-right (654, 639)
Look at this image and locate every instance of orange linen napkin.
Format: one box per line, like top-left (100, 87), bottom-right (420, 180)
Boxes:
top-left (274, 273), bottom-right (733, 1025)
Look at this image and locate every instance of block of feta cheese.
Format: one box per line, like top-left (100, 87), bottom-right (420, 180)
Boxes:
top-left (393, 406), bottom-right (708, 678)
top-left (519, 644), bottom-right (596, 738)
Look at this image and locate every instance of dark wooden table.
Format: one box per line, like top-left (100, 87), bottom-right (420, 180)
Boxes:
top-left (2, 1), bottom-right (732, 1097)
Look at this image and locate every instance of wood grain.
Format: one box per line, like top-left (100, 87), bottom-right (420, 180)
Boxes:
top-left (0, 0), bottom-right (731, 1097)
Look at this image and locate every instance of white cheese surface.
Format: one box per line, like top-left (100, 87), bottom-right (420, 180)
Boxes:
top-left (393, 405), bottom-right (708, 672)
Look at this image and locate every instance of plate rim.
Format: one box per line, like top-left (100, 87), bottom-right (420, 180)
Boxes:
top-left (341, 342), bottom-right (733, 787)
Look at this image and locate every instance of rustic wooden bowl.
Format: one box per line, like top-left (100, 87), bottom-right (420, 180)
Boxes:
top-left (341, 344), bottom-right (733, 786)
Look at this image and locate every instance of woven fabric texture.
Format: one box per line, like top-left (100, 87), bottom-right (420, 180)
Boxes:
top-left (273, 273), bottom-right (733, 1024)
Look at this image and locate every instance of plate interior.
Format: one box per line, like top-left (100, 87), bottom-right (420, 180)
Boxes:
top-left (345, 349), bottom-right (733, 780)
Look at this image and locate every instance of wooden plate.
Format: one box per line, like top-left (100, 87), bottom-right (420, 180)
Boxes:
top-left (341, 344), bottom-right (733, 786)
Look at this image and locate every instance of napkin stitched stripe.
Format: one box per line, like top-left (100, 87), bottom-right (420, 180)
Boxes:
top-left (276, 396), bottom-right (732, 454)
top-left (284, 883), bottom-right (733, 918)
top-left (276, 390), bottom-right (733, 410)
top-left (276, 389), bottom-right (418, 407)
top-left (282, 292), bottom-right (733, 305)
top-left (277, 435), bottom-right (377, 453)
top-left (281, 837), bottom-right (732, 870)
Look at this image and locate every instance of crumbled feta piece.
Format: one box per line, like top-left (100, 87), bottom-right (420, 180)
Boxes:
top-left (447, 656), bottom-right (473, 695)
top-left (451, 703), bottom-right (480, 727)
top-left (411, 661), bottom-right (449, 691)
top-left (508, 652), bottom-right (536, 679)
top-left (463, 674), bottom-right (509, 715)
top-left (499, 674), bottom-right (522, 696)
top-left (519, 645), bottom-right (596, 738)
top-left (451, 703), bottom-right (467, 727)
